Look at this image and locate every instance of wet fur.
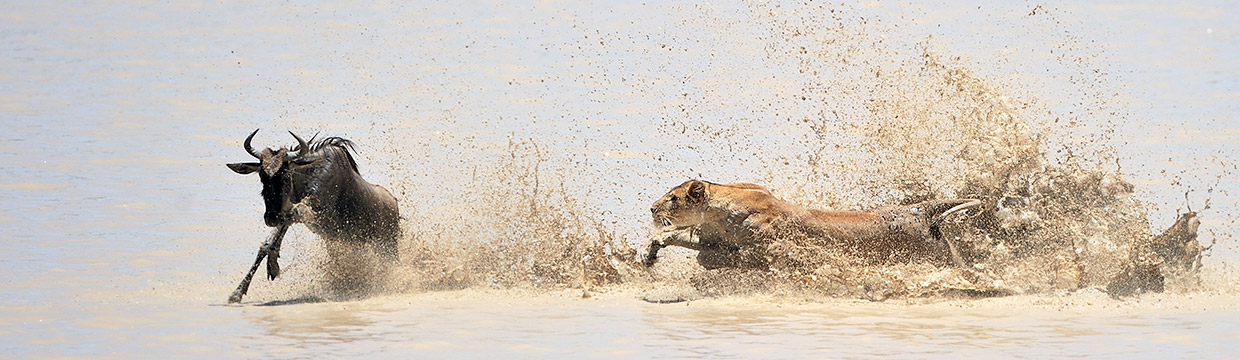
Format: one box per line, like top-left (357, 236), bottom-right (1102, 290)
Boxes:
top-left (647, 180), bottom-right (980, 270)
top-left (227, 130), bottom-right (400, 303)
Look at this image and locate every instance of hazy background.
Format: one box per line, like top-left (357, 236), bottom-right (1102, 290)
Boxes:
top-left (0, 1), bottom-right (1237, 358)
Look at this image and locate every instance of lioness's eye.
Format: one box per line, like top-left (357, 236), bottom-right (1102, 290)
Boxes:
top-left (669, 195), bottom-right (678, 202)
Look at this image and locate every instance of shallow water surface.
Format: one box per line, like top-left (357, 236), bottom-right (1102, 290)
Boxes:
top-left (8, 289), bottom-right (1240, 359)
top-left (1, 1), bottom-right (1238, 358)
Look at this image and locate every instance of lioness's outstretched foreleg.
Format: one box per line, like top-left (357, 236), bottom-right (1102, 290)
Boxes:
top-left (643, 227), bottom-right (701, 267)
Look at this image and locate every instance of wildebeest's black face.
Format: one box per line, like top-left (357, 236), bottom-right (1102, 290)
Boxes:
top-left (227, 129), bottom-right (312, 227)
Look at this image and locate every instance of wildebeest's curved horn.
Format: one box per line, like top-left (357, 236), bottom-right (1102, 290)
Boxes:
top-left (243, 129), bottom-right (261, 159)
top-left (289, 131), bottom-right (309, 157)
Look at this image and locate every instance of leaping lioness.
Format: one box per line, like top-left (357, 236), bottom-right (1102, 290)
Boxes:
top-left (645, 180), bottom-right (980, 270)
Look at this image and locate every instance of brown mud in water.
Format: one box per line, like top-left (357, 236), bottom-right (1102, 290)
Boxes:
top-left (229, 2), bottom-right (1226, 305)
top-left (4, 1), bottom-right (1240, 358)
top-left (637, 53), bottom-right (1213, 301)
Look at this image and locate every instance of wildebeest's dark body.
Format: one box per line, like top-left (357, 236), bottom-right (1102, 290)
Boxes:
top-left (225, 129), bottom-right (399, 303)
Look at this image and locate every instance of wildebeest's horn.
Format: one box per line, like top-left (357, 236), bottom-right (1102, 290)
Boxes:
top-left (243, 129), bottom-right (261, 159)
top-left (289, 131), bottom-right (309, 156)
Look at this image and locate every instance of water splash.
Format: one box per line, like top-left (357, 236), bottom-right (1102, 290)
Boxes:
top-left (393, 139), bottom-right (638, 293)
top-left (634, 2), bottom-right (1214, 299)
top-left (270, 2), bottom-right (1221, 302)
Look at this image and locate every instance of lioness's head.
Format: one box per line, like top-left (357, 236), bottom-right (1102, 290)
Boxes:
top-left (650, 180), bottom-right (708, 228)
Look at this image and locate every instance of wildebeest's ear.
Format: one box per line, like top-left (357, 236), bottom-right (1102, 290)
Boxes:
top-left (227, 162), bottom-right (261, 175)
top-left (687, 180), bottom-right (707, 202)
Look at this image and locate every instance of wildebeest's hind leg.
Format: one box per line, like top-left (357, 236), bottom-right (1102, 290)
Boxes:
top-left (372, 235), bottom-right (399, 262)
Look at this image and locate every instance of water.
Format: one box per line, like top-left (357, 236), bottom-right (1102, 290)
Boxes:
top-left (2, 1), bottom-right (1239, 358)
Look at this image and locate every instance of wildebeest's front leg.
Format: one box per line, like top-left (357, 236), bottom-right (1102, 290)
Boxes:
top-left (266, 228), bottom-right (286, 280)
top-left (228, 224), bottom-right (290, 304)
top-left (644, 227), bottom-right (701, 267)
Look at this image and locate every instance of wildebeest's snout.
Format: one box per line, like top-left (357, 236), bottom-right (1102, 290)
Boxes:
top-left (261, 184), bottom-right (294, 227)
top-left (263, 211), bottom-right (286, 227)
top-left (263, 199), bottom-right (294, 227)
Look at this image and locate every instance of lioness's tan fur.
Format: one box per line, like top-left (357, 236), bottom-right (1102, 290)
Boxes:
top-left (647, 180), bottom-right (980, 270)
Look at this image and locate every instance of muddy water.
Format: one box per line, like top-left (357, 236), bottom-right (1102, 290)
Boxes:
top-left (2, 1), bottom-right (1239, 358)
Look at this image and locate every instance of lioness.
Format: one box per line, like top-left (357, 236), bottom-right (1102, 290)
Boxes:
top-left (645, 180), bottom-right (981, 270)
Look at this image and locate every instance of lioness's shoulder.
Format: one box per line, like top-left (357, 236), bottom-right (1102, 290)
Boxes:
top-left (707, 182), bottom-right (781, 208)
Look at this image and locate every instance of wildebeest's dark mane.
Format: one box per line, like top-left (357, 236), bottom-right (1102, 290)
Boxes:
top-left (298, 135), bottom-right (359, 172)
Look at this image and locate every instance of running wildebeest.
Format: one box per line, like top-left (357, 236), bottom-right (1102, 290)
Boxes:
top-left (225, 129), bottom-right (400, 303)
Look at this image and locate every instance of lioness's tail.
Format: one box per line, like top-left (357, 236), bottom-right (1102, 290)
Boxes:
top-left (926, 199), bottom-right (983, 229)
top-left (923, 199), bottom-right (982, 267)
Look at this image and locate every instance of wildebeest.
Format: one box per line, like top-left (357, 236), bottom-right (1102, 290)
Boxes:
top-left (225, 129), bottom-right (399, 303)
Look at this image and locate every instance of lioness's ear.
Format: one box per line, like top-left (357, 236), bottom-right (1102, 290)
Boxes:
top-left (227, 162), bottom-right (261, 175)
top-left (688, 180), bottom-right (707, 202)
